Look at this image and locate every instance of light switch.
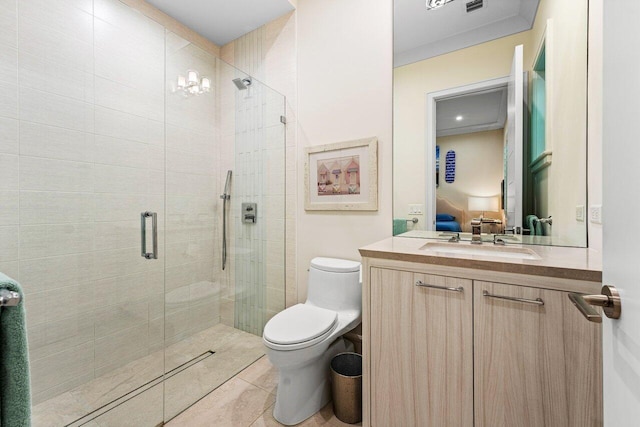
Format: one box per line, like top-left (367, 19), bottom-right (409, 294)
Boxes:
top-left (575, 205), bottom-right (585, 222)
top-left (409, 204), bottom-right (423, 215)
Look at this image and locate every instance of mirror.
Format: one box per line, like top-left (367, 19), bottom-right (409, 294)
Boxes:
top-left (393, 0), bottom-right (588, 247)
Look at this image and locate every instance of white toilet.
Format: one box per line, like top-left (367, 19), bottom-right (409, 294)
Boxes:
top-left (263, 257), bottom-right (362, 426)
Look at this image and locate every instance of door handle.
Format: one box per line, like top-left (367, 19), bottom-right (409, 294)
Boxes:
top-left (141, 211), bottom-right (158, 260)
top-left (568, 285), bottom-right (621, 323)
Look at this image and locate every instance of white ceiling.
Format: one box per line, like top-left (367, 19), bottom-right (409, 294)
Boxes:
top-left (394, 0), bottom-right (539, 67)
top-left (436, 87), bottom-right (507, 137)
top-left (146, 0), bottom-right (295, 46)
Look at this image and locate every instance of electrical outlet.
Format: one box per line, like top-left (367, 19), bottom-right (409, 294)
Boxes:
top-left (590, 205), bottom-right (602, 224)
top-left (576, 205), bottom-right (585, 222)
top-left (408, 204), bottom-right (423, 215)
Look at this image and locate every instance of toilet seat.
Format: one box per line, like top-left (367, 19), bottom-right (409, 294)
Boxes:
top-left (264, 304), bottom-right (338, 350)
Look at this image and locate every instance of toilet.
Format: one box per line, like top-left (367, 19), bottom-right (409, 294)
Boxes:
top-left (263, 257), bottom-right (362, 426)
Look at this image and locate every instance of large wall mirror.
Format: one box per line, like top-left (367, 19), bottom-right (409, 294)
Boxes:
top-left (392, 0), bottom-right (588, 247)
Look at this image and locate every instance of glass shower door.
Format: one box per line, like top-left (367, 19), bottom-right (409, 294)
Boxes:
top-left (19, 0), bottom-right (167, 425)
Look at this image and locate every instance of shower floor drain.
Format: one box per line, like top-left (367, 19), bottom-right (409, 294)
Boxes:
top-left (66, 351), bottom-right (216, 427)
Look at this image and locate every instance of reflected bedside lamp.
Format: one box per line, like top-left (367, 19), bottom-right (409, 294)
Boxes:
top-left (468, 196), bottom-right (499, 219)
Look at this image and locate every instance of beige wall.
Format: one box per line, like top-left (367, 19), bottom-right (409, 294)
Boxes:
top-left (393, 31), bottom-right (531, 229)
top-left (296, 0), bottom-right (393, 301)
top-left (436, 129), bottom-right (504, 228)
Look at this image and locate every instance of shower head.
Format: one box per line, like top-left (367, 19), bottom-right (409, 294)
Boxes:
top-left (232, 77), bottom-right (252, 90)
top-left (220, 170), bottom-right (232, 200)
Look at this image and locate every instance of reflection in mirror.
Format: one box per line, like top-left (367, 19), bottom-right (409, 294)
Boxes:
top-left (393, 0), bottom-right (588, 247)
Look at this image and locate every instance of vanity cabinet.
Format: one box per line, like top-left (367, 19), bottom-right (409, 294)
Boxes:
top-left (369, 268), bottom-right (473, 427)
top-left (474, 281), bottom-right (602, 427)
top-left (364, 261), bottom-right (603, 427)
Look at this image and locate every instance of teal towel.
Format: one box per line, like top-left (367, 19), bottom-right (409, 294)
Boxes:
top-left (526, 214), bottom-right (542, 236)
top-left (393, 219), bottom-right (407, 236)
top-left (0, 273), bottom-right (31, 427)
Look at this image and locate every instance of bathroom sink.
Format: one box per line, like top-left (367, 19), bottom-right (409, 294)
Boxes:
top-left (420, 242), bottom-right (542, 261)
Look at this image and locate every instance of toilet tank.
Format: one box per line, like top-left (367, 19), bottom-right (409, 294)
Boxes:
top-left (306, 257), bottom-right (361, 313)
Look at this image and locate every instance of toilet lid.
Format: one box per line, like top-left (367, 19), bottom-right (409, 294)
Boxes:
top-left (263, 304), bottom-right (338, 345)
top-left (310, 257), bottom-right (360, 273)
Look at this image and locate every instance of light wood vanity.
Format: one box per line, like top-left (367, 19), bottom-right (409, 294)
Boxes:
top-left (359, 237), bottom-right (603, 427)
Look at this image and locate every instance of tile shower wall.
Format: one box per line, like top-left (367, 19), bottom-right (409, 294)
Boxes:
top-left (0, 0), bottom-right (222, 406)
top-left (221, 11), bottom-right (296, 320)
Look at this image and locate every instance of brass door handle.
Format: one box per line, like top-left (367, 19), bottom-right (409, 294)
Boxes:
top-left (568, 285), bottom-right (621, 323)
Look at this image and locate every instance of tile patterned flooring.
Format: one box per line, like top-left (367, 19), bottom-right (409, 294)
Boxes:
top-left (32, 324), bottom-right (265, 427)
top-left (167, 355), bottom-right (359, 427)
top-left (31, 323), bottom-right (356, 427)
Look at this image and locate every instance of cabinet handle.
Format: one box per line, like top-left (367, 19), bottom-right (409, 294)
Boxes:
top-left (482, 290), bottom-right (544, 306)
top-left (415, 280), bottom-right (464, 293)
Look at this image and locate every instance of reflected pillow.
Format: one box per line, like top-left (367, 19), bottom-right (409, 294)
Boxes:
top-left (436, 214), bottom-right (455, 221)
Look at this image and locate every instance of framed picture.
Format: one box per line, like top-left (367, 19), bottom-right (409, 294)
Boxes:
top-left (304, 137), bottom-right (378, 211)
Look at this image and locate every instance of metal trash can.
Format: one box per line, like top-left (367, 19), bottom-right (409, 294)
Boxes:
top-left (330, 352), bottom-right (362, 424)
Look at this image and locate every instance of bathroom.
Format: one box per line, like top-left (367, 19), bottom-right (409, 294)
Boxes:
top-left (0, 0), bottom-right (638, 426)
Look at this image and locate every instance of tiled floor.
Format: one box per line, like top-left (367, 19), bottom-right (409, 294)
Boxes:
top-left (31, 324), bottom-right (356, 427)
top-left (32, 324), bottom-right (265, 427)
top-left (167, 355), bottom-right (359, 427)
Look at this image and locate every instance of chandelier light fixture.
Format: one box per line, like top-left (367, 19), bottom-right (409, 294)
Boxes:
top-left (426, 0), bottom-right (455, 10)
top-left (175, 69), bottom-right (211, 96)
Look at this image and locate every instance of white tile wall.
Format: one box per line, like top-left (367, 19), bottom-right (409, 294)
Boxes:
top-left (19, 122), bottom-right (95, 162)
top-left (0, 42), bottom-right (17, 84)
top-left (0, 117), bottom-right (18, 154)
top-left (0, 81), bottom-right (18, 119)
top-left (19, 87), bottom-right (94, 132)
top-left (19, 157), bottom-right (94, 192)
top-left (20, 192), bottom-right (94, 224)
top-left (0, 0), bottom-right (17, 49)
top-left (0, 154), bottom-right (19, 190)
top-left (0, 226), bottom-right (19, 261)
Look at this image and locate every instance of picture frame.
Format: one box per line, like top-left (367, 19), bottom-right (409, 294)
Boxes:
top-left (304, 137), bottom-right (378, 211)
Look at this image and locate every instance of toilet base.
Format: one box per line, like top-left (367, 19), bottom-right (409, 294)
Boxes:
top-left (272, 337), bottom-right (354, 426)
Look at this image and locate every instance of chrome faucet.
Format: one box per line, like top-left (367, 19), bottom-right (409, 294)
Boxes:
top-left (493, 235), bottom-right (506, 245)
top-left (471, 219), bottom-right (482, 244)
top-left (447, 233), bottom-right (460, 243)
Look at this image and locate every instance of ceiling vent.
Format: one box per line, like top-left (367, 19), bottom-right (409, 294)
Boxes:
top-left (466, 0), bottom-right (484, 12)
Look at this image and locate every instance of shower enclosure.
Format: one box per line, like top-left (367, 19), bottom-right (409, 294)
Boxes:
top-left (0, 0), bottom-right (286, 425)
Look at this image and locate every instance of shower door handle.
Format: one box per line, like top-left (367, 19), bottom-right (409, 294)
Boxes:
top-left (141, 211), bottom-right (158, 259)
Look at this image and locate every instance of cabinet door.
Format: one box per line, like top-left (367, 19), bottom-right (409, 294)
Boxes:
top-left (474, 281), bottom-right (602, 427)
top-left (370, 268), bottom-right (473, 426)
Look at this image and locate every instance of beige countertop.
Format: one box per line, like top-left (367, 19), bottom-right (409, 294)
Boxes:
top-left (359, 237), bottom-right (602, 283)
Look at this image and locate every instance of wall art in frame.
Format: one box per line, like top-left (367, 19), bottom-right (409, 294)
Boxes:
top-left (304, 137), bottom-right (378, 211)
